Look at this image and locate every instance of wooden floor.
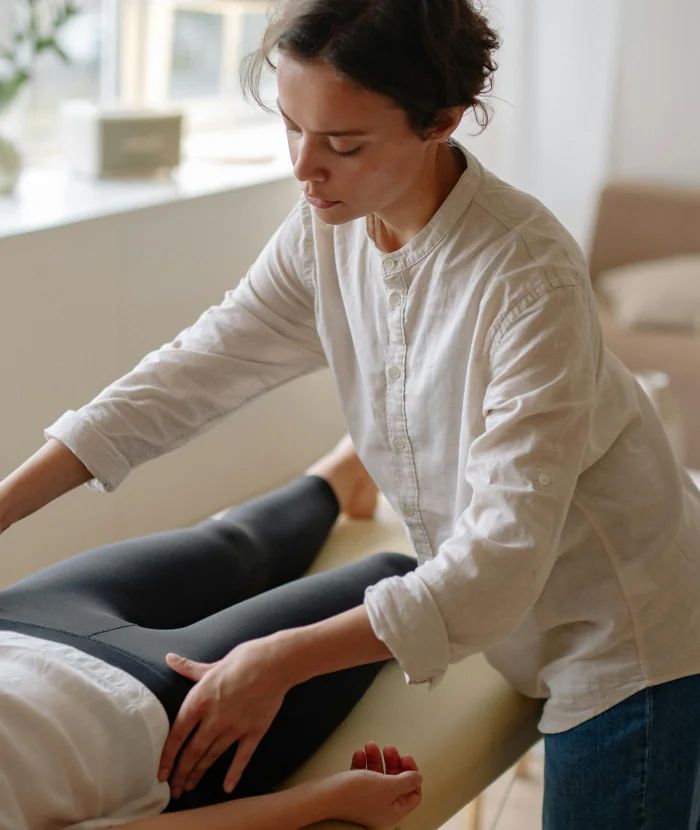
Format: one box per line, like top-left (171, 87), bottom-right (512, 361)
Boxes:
top-left (439, 743), bottom-right (544, 830)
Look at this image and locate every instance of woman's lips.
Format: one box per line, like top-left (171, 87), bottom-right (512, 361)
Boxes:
top-left (305, 194), bottom-right (340, 209)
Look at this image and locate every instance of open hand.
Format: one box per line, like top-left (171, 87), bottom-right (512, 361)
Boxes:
top-left (326, 741), bottom-right (422, 828)
top-left (157, 638), bottom-right (290, 798)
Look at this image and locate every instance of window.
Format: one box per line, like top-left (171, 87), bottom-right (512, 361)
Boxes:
top-left (0, 0), bottom-right (275, 162)
top-left (124, 0), bottom-right (275, 132)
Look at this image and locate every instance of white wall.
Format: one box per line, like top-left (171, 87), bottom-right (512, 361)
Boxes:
top-left (456, 0), bottom-right (700, 249)
top-left (455, 0), bottom-right (622, 251)
top-left (0, 178), bottom-right (346, 586)
top-left (609, 0), bottom-right (700, 186)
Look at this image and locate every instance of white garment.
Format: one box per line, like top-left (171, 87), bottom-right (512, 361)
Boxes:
top-left (45, 140), bottom-right (700, 733)
top-left (0, 632), bottom-right (169, 829)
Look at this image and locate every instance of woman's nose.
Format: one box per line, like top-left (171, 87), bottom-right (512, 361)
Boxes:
top-left (292, 139), bottom-right (327, 183)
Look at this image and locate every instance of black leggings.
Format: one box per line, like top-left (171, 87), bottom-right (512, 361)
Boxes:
top-left (0, 475), bottom-right (416, 810)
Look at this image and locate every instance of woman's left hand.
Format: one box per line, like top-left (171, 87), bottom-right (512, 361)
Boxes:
top-left (157, 638), bottom-right (291, 799)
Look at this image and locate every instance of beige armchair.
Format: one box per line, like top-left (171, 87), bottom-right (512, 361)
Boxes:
top-left (588, 182), bottom-right (700, 468)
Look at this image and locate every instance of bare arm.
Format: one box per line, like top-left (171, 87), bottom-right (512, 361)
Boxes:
top-left (120, 778), bottom-right (334, 830)
top-left (0, 439), bottom-right (92, 533)
top-left (275, 605), bottom-right (392, 685)
top-left (122, 764), bottom-right (422, 830)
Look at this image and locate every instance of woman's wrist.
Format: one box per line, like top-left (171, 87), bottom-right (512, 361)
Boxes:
top-left (0, 481), bottom-right (17, 533)
top-left (264, 629), bottom-right (309, 688)
top-left (289, 776), bottom-right (342, 825)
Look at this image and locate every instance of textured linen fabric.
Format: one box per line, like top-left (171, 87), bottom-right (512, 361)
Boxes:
top-left (0, 632), bottom-right (169, 829)
top-left (45, 139), bottom-right (700, 733)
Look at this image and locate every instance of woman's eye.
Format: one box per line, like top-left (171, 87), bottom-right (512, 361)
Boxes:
top-left (284, 126), bottom-right (361, 157)
top-left (332, 146), bottom-right (361, 157)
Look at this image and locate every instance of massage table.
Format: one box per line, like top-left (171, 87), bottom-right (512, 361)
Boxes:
top-left (214, 496), bottom-right (543, 829)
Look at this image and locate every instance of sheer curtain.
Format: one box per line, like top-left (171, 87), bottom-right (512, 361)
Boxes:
top-left (455, 0), bottom-right (623, 252)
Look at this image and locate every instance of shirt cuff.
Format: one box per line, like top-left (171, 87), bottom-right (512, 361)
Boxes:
top-left (364, 571), bottom-right (449, 690)
top-left (44, 410), bottom-right (130, 494)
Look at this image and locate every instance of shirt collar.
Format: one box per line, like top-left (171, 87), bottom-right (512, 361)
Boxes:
top-left (364, 138), bottom-right (482, 271)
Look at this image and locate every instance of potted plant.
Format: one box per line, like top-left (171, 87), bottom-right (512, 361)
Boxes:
top-left (0, 0), bottom-right (80, 194)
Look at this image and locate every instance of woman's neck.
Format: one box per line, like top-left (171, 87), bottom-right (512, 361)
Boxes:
top-left (370, 142), bottom-right (467, 253)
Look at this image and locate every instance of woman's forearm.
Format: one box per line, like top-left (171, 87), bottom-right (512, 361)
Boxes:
top-left (120, 778), bottom-right (335, 830)
top-left (0, 438), bottom-right (92, 533)
top-left (273, 604), bottom-right (393, 687)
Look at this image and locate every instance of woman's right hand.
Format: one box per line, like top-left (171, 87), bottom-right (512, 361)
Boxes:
top-left (325, 742), bottom-right (423, 828)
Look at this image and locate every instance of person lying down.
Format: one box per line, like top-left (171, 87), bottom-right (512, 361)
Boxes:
top-left (0, 447), bottom-right (422, 829)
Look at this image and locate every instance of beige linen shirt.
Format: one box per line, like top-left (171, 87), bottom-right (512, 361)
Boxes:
top-left (46, 140), bottom-right (700, 733)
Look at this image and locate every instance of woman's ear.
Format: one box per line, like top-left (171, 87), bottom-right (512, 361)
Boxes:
top-left (426, 105), bottom-right (467, 141)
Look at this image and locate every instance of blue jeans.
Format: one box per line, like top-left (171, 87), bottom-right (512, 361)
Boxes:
top-left (543, 674), bottom-right (700, 829)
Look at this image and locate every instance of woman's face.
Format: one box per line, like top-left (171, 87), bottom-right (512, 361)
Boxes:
top-left (276, 54), bottom-right (439, 225)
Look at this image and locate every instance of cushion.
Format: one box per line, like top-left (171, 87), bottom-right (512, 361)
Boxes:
top-left (597, 254), bottom-right (700, 330)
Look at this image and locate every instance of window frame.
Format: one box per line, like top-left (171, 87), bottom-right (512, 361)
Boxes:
top-left (116, 0), bottom-right (271, 132)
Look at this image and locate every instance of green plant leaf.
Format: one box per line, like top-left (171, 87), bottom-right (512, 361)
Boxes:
top-left (0, 70), bottom-right (31, 110)
top-left (52, 42), bottom-right (70, 64)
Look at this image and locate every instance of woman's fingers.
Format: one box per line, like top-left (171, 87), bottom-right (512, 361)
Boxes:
top-left (381, 770), bottom-right (423, 822)
top-left (350, 744), bottom-right (417, 776)
top-left (170, 721), bottom-right (227, 798)
top-left (183, 730), bottom-right (239, 794)
top-left (158, 693), bottom-right (204, 782)
top-left (383, 744), bottom-right (401, 775)
top-left (400, 753), bottom-right (419, 772)
top-left (399, 756), bottom-right (422, 797)
top-left (394, 770), bottom-right (423, 794)
top-left (364, 741), bottom-right (384, 773)
top-left (224, 733), bottom-right (262, 794)
top-left (165, 653), bottom-right (211, 681)
top-left (351, 749), bottom-right (367, 770)
top-left (393, 770), bottom-right (424, 812)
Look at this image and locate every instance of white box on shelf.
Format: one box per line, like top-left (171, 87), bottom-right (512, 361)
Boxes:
top-left (61, 101), bottom-right (183, 178)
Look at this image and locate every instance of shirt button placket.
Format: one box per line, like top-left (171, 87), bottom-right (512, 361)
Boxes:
top-left (382, 254), bottom-right (424, 540)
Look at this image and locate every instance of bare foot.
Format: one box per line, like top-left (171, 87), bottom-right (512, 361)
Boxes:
top-left (306, 435), bottom-right (379, 519)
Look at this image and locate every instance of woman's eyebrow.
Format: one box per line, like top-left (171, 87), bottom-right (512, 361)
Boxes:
top-left (277, 100), bottom-right (370, 137)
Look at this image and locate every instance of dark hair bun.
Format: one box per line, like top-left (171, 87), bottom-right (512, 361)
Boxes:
top-left (242, 0), bottom-right (501, 135)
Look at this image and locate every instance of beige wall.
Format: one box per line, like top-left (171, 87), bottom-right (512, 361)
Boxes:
top-left (0, 177), bottom-right (345, 585)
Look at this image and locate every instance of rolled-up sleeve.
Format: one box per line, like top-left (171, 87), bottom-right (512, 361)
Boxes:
top-left (45, 200), bottom-right (326, 493)
top-left (365, 284), bottom-right (596, 687)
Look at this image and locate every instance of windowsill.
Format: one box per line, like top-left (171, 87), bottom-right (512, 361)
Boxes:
top-left (0, 124), bottom-right (295, 240)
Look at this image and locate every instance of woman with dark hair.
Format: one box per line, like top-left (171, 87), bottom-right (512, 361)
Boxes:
top-left (2, 1), bottom-right (700, 827)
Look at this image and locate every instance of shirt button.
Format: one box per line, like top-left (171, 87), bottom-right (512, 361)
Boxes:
top-left (403, 504), bottom-right (416, 517)
top-left (393, 437), bottom-right (407, 451)
top-left (538, 472), bottom-right (552, 487)
top-left (384, 257), bottom-right (397, 269)
top-left (389, 292), bottom-right (402, 307)
top-left (388, 366), bottom-right (402, 380)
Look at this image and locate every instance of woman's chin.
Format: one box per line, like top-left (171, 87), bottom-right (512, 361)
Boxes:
top-left (314, 205), bottom-right (359, 225)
